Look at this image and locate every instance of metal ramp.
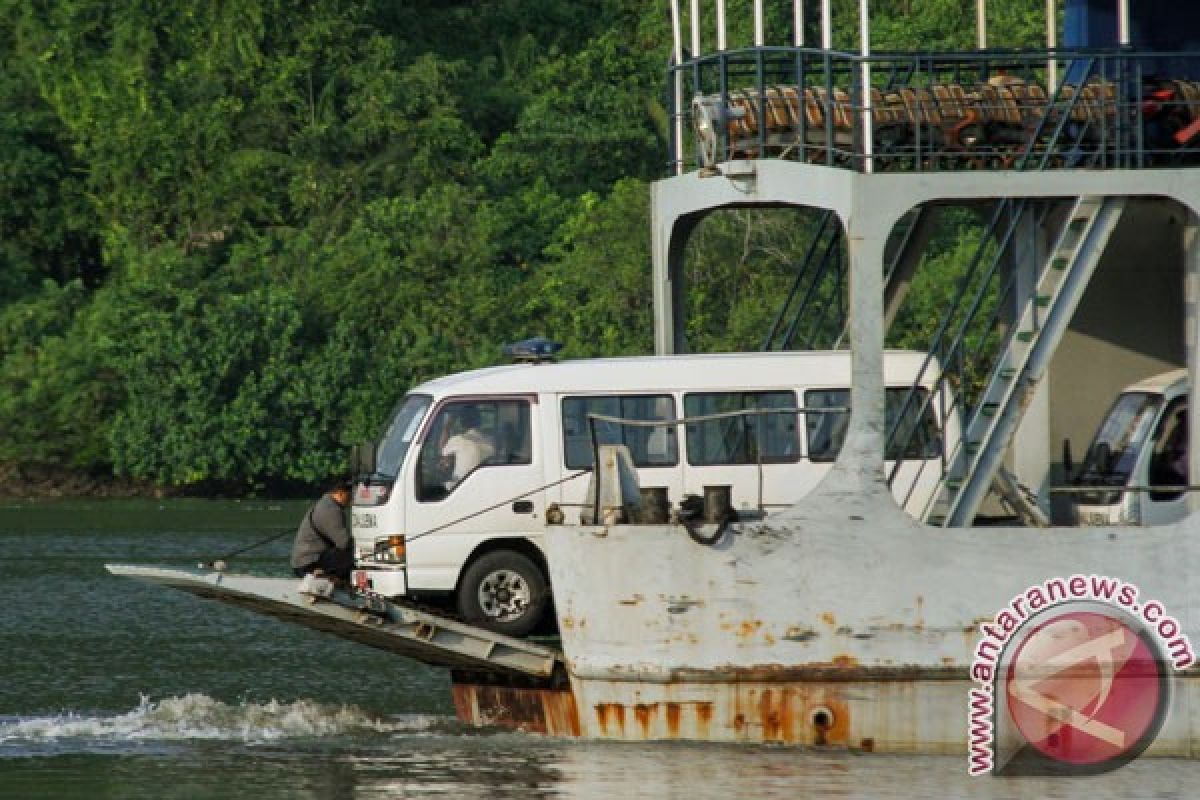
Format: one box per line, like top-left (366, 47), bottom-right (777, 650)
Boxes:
top-left (105, 564), bottom-right (563, 679)
top-left (930, 195), bottom-right (1128, 526)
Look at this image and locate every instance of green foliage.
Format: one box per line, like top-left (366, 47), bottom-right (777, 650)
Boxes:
top-left (0, 0), bottom-right (1050, 492)
top-left (534, 178), bottom-right (654, 357)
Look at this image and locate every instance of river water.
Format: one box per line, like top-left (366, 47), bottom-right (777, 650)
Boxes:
top-left (1, 498), bottom-right (1198, 799)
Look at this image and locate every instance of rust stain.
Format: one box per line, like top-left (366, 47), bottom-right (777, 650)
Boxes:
top-left (452, 682), bottom-right (580, 737)
top-left (696, 702), bottom-right (714, 732)
top-left (738, 620), bottom-right (764, 638)
top-left (450, 684), bottom-right (475, 722)
top-left (831, 654), bottom-right (860, 668)
top-left (595, 702), bottom-right (626, 734)
top-left (759, 689), bottom-right (782, 741)
top-left (859, 737), bottom-right (875, 753)
top-left (633, 703), bottom-right (655, 736)
top-left (561, 616), bottom-right (575, 630)
top-left (820, 696), bottom-right (851, 745)
top-left (619, 593), bottom-right (645, 606)
top-left (733, 712), bottom-right (746, 732)
top-left (819, 612), bottom-right (837, 626)
top-left (665, 702), bottom-right (682, 736)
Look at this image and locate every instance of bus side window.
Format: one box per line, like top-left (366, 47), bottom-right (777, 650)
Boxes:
top-left (562, 395), bottom-right (678, 469)
top-left (684, 391), bottom-right (798, 465)
top-left (805, 389), bottom-right (848, 462)
top-left (885, 388), bottom-right (941, 460)
top-left (804, 388), bottom-right (942, 462)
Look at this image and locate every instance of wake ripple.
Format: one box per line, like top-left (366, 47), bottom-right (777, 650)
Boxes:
top-left (0, 693), bottom-right (443, 747)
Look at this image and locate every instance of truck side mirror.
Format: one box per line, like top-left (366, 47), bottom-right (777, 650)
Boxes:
top-left (351, 442), bottom-right (377, 477)
top-left (1095, 441), bottom-right (1113, 474)
top-left (1062, 438), bottom-right (1074, 479)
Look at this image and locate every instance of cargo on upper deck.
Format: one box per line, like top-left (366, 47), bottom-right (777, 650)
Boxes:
top-left (666, 0), bottom-right (1200, 174)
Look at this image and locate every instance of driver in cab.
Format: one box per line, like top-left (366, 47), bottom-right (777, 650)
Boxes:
top-left (440, 405), bottom-right (495, 490)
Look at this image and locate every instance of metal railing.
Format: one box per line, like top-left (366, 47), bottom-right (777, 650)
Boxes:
top-left (584, 405), bottom-right (848, 519)
top-left (672, 46), bottom-right (1200, 174)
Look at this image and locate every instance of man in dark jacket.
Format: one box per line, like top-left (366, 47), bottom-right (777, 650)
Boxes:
top-left (291, 480), bottom-right (355, 580)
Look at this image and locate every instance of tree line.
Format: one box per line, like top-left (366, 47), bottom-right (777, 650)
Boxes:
top-left (0, 1), bottom-right (1045, 493)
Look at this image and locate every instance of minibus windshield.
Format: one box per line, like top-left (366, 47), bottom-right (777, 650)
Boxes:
top-left (1077, 391), bottom-right (1162, 487)
top-left (376, 394), bottom-right (431, 478)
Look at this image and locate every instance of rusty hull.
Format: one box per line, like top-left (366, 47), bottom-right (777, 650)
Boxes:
top-left (539, 475), bottom-right (1200, 754)
top-left (451, 680), bottom-right (581, 737)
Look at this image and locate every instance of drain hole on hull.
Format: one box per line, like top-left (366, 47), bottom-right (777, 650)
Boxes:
top-left (811, 706), bottom-right (834, 745)
top-left (811, 707), bottom-right (834, 730)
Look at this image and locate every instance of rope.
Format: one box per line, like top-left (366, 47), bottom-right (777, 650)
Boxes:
top-left (197, 527), bottom-right (294, 570)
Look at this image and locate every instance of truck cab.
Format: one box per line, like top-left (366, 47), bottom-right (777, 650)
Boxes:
top-left (1070, 369), bottom-right (1190, 526)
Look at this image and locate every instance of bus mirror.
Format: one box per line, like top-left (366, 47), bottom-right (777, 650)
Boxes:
top-left (1062, 438), bottom-right (1074, 478)
top-left (351, 442), bottom-right (377, 477)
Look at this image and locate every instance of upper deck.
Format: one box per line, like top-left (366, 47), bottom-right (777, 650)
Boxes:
top-left (665, 1), bottom-right (1200, 178)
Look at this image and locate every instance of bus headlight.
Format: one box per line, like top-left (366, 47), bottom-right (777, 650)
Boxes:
top-left (373, 534), bottom-right (407, 565)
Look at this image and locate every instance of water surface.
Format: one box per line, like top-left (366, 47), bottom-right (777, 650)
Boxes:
top-left (1, 498), bottom-right (1196, 798)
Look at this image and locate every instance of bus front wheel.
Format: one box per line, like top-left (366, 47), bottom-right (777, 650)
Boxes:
top-left (457, 550), bottom-right (547, 637)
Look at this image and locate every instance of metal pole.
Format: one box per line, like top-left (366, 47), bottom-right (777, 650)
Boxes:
top-left (690, 0), bottom-right (701, 58)
top-left (670, 0), bottom-right (684, 176)
top-left (754, 0), bottom-right (764, 46)
top-left (1046, 0), bottom-right (1057, 91)
top-left (976, 0), bottom-right (987, 49)
top-left (670, 0), bottom-right (683, 65)
top-left (821, 0), bottom-right (832, 49)
top-left (717, 0), bottom-right (727, 50)
top-left (860, 0), bottom-right (873, 173)
top-left (794, 0), bottom-right (804, 46)
top-left (1117, 0), bottom-right (1130, 46)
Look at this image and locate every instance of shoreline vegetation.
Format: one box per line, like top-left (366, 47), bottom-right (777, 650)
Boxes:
top-left (0, 464), bottom-right (317, 500)
top-left (0, 2), bottom-right (1048, 498)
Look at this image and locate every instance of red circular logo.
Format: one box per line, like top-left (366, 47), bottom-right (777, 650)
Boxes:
top-left (1005, 610), bottom-right (1167, 768)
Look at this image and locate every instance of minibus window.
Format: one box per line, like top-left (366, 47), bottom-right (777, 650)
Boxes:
top-left (1148, 398), bottom-right (1188, 502)
top-left (805, 390), bottom-right (849, 462)
top-left (683, 391), bottom-right (798, 465)
top-left (416, 399), bottom-right (532, 502)
top-left (562, 395), bottom-right (677, 469)
top-left (885, 389), bottom-right (941, 459)
top-left (1078, 392), bottom-right (1162, 487)
top-left (376, 394), bottom-right (431, 478)
top-left (805, 388), bottom-right (940, 462)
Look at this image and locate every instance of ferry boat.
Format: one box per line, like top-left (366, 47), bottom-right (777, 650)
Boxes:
top-left (113, 0), bottom-right (1200, 773)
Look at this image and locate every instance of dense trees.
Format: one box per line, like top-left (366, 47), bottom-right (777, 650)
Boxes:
top-left (0, 0), bottom-right (1047, 492)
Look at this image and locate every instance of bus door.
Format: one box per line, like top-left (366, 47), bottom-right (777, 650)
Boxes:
top-left (404, 396), bottom-right (544, 588)
top-left (1143, 396), bottom-right (1189, 525)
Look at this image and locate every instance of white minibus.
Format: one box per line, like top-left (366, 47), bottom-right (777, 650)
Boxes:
top-left (349, 350), bottom-right (957, 635)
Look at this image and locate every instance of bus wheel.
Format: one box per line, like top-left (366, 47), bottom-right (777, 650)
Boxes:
top-left (457, 550), bottom-right (547, 637)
